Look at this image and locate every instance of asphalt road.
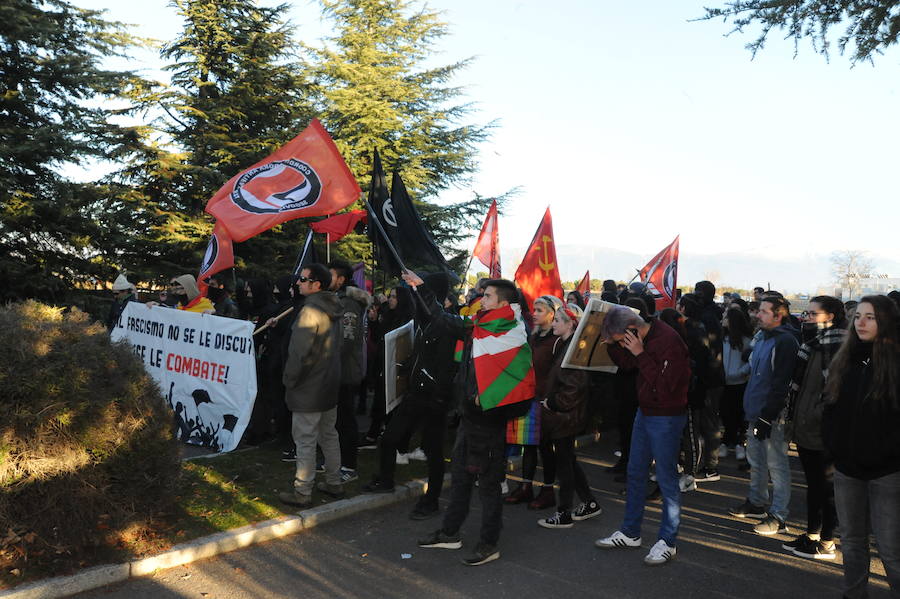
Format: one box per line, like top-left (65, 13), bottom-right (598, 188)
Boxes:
top-left (76, 437), bottom-right (892, 599)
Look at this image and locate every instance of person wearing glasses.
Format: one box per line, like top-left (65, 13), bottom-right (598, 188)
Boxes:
top-left (279, 264), bottom-right (345, 507)
top-left (782, 296), bottom-right (847, 560)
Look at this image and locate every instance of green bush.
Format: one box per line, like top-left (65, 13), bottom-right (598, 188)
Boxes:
top-left (0, 301), bottom-right (180, 577)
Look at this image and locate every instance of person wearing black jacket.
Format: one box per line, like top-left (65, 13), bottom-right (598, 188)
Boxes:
top-left (692, 281), bottom-right (725, 481)
top-left (823, 295), bottom-right (900, 597)
top-left (362, 272), bottom-right (457, 521)
top-left (415, 276), bottom-right (530, 567)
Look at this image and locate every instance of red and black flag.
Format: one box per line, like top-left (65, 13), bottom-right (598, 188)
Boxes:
top-left (198, 222), bottom-right (234, 293)
top-left (639, 235), bottom-right (680, 310)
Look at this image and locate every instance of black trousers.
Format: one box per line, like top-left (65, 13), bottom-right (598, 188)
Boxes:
top-left (336, 384), bottom-right (359, 469)
top-left (721, 383), bottom-right (747, 447)
top-left (378, 398), bottom-right (447, 503)
top-left (522, 439), bottom-right (556, 484)
top-left (553, 435), bottom-right (595, 511)
top-left (797, 445), bottom-right (838, 540)
top-left (442, 422), bottom-right (506, 546)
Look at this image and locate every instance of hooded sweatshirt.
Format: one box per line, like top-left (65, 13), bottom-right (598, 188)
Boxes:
top-left (282, 289), bottom-right (343, 412)
top-left (173, 274), bottom-right (214, 313)
top-left (742, 323), bottom-right (800, 423)
top-left (336, 285), bottom-right (372, 385)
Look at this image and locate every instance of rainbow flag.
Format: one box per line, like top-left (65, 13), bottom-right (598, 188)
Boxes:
top-left (472, 304), bottom-right (535, 411)
top-left (506, 399), bottom-right (541, 445)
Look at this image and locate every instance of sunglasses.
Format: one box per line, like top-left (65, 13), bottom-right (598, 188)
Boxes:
top-left (297, 276), bottom-right (311, 283)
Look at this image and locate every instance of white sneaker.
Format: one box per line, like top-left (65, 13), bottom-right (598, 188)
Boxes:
top-left (718, 445), bottom-right (729, 458)
top-left (595, 530), bottom-right (641, 549)
top-left (500, 480), bottom-right (509, 494)
top-left (679, 474), bottom-right (697, 493)
top-left (644, 539), bottom-right (676, 565)
top-left (735, 445), bottom-right (747, 461)
top-left (396, 452), bottom-right (409, 465)
top-left (408, 448), bottom-right (427, 461)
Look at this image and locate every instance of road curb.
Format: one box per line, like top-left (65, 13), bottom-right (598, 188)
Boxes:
top-left (2, 434), bottom-right (598, 599)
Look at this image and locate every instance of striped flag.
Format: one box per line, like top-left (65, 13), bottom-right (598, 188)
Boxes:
top-left (472, 304), bottom-right (535, 411)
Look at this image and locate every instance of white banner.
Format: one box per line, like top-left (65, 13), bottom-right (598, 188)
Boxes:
top-left (111, 303), bottom-right (257, 452)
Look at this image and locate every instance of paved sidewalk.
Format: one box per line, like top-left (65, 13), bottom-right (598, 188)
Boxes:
top-left (73, 436), bottom-right (892, 599)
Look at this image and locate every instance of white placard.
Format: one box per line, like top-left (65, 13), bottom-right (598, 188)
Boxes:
top-left (111, 303), bottom-right (257, 452)
top-left (383, 319), bottom-right (415, 414)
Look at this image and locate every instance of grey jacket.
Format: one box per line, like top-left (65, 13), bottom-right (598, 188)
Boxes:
top-left (283, 290), bottom-right (343, 413)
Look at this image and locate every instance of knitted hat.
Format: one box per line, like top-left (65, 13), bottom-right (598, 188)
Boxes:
top-left (112, 274), bottom-right (134, 291)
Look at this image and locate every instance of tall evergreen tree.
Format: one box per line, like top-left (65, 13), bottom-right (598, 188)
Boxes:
top-left (305, 0), bottom-right (498, 273)
top-left (107, 0), bottom-right (315, 283)
top-left (0, 0), bottom-right (143, 301)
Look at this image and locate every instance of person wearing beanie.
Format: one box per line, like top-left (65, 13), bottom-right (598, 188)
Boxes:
top-left (107, 274), bottom-right (138, 332)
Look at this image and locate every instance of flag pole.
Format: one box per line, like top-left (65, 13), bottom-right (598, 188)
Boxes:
top-left (365, 200), bottom-right (430, 313)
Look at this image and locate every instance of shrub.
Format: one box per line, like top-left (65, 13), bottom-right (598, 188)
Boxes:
top-left (0, 301), bottom-right (180, 578)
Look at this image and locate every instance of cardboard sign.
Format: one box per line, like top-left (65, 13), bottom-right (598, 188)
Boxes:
top-left (112, 303), bottom-right (257, 452)
top-left (561, 298), bottom-right (638, 372)
top-left (383, 319), bottom-right (415, 414)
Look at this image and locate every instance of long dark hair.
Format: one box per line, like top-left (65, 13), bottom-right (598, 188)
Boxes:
top-left (825, 295), bottom-right (900, 408)
top-left (725, 306), bottom-right (752, 350)
top-left (810, 295), bottom-right (847, 329)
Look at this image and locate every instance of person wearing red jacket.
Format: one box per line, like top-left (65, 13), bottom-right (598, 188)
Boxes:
top-left (594, 306), bottom-right (691, 566)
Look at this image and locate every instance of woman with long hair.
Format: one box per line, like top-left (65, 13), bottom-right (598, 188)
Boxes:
top-left (505, 295), bottom-right (559, 508)
top-left (823, 295), bottom-right (900, 595)
top-left (537, 305), bottom-right (601, 527)
top-left (721, 306), bottom-right (753, 461)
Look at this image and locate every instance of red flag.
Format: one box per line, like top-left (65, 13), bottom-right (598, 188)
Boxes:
top-left (639, 235), bottom-right (680, 310)
top-left (205, 119), bottom-right (361, 242)
top-left (473, 199), bottom-right (501, 278)
top-left (576, 270), bottom-right (590, 295)
top-left (198, 222), bottom-right (234, 292)
top-left (310, 209), bottom-right (367, 242)
top-left (514, 207), bottom-right (563, 310)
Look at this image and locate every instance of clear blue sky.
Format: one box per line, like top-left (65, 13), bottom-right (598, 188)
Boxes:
top-left (76, 0), bottom-right (900, 292)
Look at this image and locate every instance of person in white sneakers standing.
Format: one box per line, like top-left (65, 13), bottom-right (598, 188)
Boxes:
top-left (594, 306), bottom-right (691, 566)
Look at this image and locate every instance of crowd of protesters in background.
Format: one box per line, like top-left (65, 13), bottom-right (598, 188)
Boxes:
top-left (106, 267), bottom-right (900, 593)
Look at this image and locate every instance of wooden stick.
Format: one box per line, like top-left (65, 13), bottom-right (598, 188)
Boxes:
top-left (252, 306), bottom-right (294, 336)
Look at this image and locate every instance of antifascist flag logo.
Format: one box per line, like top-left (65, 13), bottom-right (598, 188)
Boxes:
top-left (200, 234), bottom-right (219, 276)
top-left (663, 260), bottom-right (677, 298)
top-left (230, 159), bottom-right (322, 215)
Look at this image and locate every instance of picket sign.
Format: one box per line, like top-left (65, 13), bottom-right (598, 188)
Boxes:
top-left (111, 303), bottom-right (257, 452)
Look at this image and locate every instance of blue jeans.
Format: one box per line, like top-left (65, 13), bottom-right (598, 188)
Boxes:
top-left (834, 470), bottom-right (900, 599)
top-left (621, 411), bottom-right (687, 547)
top-left (745, 419), bottom-right (791, 521)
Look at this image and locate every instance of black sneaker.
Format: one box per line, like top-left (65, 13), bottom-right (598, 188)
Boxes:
top-left (538, 510), bottom-right (574, 529)
top-left (753, 514), bottom-right (789, 536)
top-left (357, 435), bottom-right (378, 450)
top-left (728, 499), bottom-right (767, 519)
top-left (409, 500), bottom-right (440, 521)
top-left (361, 478), bottom-right (395, 494)
top-left (694, 469), bottom-right (721, 482)
top-left (280, 447), bottom-right (296, 462)
top-left (792, 538), bottom-right (836, 560)
top-left (572, 501), bottom-right (603, 521)
top-left (462, 542), bottom-right (500, 566)
top-left (782, 534), bottom-right (811, 552)
top-left (418, 529), bottom-right (462, 549)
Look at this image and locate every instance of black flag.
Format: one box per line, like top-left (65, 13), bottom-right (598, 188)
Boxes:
top-left (387, 171), bottom-right (455, 279)
top-left (293, 228), bottom-right (320, 275)
top-left (366, 149), bottom-right (402, 274)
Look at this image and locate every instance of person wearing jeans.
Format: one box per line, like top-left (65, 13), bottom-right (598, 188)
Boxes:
top-left (744, 416), bottom-right (791, 521)
top-left (823, 295), bottom-right (900, 597)
top-left (595, 306), bottom-right (691, 566)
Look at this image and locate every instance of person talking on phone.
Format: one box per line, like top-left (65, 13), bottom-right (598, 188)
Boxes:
top-left (594, 305), bottom-right (691, 566)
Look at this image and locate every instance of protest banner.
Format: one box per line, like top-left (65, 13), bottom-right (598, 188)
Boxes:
top-left (383, 319), bottom-right (414, 414)
top-left (111, 303), bottom-right (257, 452)
top-left (561, 298), bottom-right (638, 372)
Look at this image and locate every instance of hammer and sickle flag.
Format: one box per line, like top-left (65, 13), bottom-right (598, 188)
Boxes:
top-left (514, 207), bottom-right (564, 310)
top-left (205, 119), bottom-right (361, 242)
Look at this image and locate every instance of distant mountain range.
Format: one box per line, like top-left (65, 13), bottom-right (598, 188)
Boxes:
top-left (501, 245), bottom-right (900, 295)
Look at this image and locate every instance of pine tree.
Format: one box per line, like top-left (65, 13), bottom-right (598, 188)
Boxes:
top-left (305, 0), bottom-right (497, 273)
top-left (0, 0), bottom-right (144, 301)
top-left (107, 0), bottom-right (315, 284)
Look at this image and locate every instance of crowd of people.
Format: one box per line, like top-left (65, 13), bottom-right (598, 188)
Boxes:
top-left (105, 268), bottom-right (900, 595)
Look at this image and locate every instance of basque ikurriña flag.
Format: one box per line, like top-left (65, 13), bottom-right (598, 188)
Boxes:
top-left (205, 119), bottom-right (361, 242)
top-left (472, 304), bottom-right (535, 411)
top-left (198, 222), bottom-right (234, 292)
top-left (639, 235), bottom-right (680, 310)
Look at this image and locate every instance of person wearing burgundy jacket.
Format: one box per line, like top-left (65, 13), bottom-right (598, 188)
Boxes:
top-left (594, 306), bottom-right (691, 567)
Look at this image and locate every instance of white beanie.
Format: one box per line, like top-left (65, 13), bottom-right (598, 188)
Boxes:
top-left (112, 274), bottom-right (134, 291)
